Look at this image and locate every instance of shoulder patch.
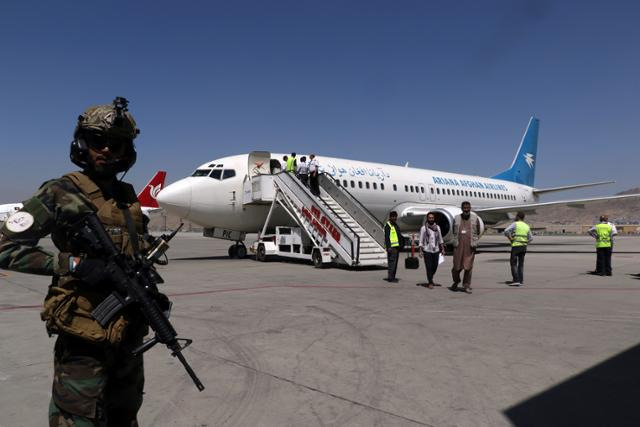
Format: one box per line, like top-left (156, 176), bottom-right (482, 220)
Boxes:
top-left (5, 211), bottom-right (35, 233)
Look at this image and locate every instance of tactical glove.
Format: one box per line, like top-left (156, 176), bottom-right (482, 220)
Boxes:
top-left (72, 257), bottom-right (109, 287)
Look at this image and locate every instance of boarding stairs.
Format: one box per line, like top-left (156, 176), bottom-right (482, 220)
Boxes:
top-left (253, 172), bottom-right (387, 267)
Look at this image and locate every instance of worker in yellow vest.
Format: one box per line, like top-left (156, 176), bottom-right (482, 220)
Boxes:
top-left (588, 215), bottom-right (617, 276)
top-left (285, 152), bottom-right (297, 173)
top-left (504, 211), bottom-right (532, 286)
top-left (384, 211), bottom-right (404, 283)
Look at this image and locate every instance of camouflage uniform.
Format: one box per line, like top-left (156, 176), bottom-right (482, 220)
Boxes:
top-left (0, 100), bottom-right (149, 427)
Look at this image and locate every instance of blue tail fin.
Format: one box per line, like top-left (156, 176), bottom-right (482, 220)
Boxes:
top-left (491, 117), bottom-right (539, 187)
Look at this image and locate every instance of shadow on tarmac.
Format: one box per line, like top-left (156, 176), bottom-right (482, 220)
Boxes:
top-left (504, 343), bottom-right (640, 426)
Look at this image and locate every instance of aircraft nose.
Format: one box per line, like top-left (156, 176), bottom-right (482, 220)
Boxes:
top-left (156, 178), bottom-right (192, 218)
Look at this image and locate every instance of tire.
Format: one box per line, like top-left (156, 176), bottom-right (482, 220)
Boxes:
top-left (312, 249), bottom-right (324, 269)
top-left (236, 244), bottom-right (247, 259)
top-left (228, 245), bottom-right (238, 259)
top-left (256, 244), bottom-right (267, 262)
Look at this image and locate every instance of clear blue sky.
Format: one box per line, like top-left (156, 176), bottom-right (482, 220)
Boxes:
top-left (1, 0), bottom-right (638, 202)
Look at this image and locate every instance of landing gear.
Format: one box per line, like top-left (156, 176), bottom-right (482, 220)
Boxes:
top-left (228, 242), bottom-right (247, 259)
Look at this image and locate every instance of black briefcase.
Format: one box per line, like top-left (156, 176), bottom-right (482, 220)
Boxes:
top-left (405, 256), bottom-right (419, 269)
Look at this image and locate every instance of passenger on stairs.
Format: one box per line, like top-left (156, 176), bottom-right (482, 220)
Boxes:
top-left (309, 154), bottom-right (320, 196)
top-left (296, 156), bottom-right (309, 187)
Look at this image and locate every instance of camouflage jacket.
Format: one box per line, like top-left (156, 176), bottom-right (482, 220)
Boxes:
top-left (0, 171), bottom-right (148, 278)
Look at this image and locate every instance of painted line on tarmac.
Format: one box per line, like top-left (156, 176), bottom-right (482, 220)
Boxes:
top-left (3, 284), bottom-right (638, 312)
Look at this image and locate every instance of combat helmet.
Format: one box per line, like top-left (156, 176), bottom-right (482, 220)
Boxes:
top-left (70, 97), bottom-right (140, 173)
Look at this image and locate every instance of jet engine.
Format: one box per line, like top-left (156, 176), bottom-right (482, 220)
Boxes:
top-left (427, 207), bottom-right (485, 244)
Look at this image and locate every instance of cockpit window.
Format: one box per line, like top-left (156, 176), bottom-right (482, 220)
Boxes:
top-left (192, 169), bottom-right (211, 177)
top-left (222, 169), bottom-right (236, 180)
top-left (209, 169), bottom-right (222, 180)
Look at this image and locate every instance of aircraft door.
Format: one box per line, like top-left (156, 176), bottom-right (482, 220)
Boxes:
top-left (418, 182), bottom-right (427, 201)
top-left (248, 151), bottom-right (271, 179)
top-left (427, 184), bottom-right (436, 202)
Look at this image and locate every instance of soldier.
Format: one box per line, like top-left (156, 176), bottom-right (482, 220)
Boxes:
top-left (0, 97), bottom-right (150, 426)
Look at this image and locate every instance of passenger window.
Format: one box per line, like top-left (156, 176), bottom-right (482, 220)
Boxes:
top-left (373, 182), bottom-right (377, 190)
top-left (366, 182), bottom-right (370, 189)
top-left (358, 181), bottom-right (363, 189)
top-left (222, 169), bottom-right (236, 180)
top-left (437, 188), bottom-right (440, 195)
top-left (404, 185), bottom-right (408, 192)
top-left (410, 185), bottom-right (414, 193)
top-left (343, 180), bottom-right (348, 187)
top-left (421, 187), bottom-right (424, 193)
top-left (351, 180), bottom-right (355, 188)
top-left (430, 187), bottom-right (434, 194)
top-left (209, 169), bottom-right (222, 180)
top-left (393, 184), bottom-right (397, 191)
top-left (447, 189), bottom-right (451, 195)
top-left (336, 180), bottom-right (340, 187)
top-left (192, 169), bottom-right (211, 177)
top-left (381, 183), bottom-right (385, 190)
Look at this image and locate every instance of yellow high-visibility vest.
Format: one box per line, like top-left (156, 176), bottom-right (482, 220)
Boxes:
top-left (286, 157), bottom-right (295, 173)
top-left (387, 221), bottom-right (400, 247)
top-left (512, 221), bottom-right (530, 247)
top-left (595, 223), bottom-right (612, 248)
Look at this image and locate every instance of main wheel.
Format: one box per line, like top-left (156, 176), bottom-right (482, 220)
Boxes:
top-left (228, 245), bottom-right (238, 259)
top-left (236, 244), bottom-right (247, 259)
top-left (312, 249), bottom-right (324, 269)
top-left (256, 244), bottom-right (267, 262)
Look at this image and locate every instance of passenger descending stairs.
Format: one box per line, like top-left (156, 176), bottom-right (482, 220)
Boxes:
top-left (318, 194), bottom-right (388, 266)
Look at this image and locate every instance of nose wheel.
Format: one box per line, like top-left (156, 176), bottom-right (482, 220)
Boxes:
top-left (228, 242), bottom-right (247, 259)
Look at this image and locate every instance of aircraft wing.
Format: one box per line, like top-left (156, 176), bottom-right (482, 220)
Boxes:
top-left (475, 193), bottom-right (640, 215)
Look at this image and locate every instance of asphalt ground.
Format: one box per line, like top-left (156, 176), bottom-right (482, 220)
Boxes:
top-left (1, 234), bottom-right (639, 426)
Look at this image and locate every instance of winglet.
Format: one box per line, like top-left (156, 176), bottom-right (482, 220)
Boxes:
top-left (492, 117), bottom-right (539, 187)
top-left (138, 171), bottom-right (167, 208)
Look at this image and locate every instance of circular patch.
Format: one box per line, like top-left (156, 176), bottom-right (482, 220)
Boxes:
top-left (5, 211), bottom-right (34, 233)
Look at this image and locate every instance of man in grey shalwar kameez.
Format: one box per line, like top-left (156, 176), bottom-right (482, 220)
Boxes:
top-left (450, 201), bottom-right (482, 294)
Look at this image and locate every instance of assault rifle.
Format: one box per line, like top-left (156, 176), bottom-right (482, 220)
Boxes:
top-left (69, 213), bottom-right (205, 391)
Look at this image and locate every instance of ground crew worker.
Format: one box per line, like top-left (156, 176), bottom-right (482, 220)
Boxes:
top-left (384, 211), bottom-right (404, 283)
top-left (588, 215), bottom-right (616, 276)
top-left (504, 211), bottom-right (532, 286)
top-left (286, 152), bottom-right (297, 173)
top-left (0, 98), bottom-right (153, 426)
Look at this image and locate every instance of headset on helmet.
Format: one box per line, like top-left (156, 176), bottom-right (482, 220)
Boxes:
top-left (70, 97), bottom-right (140, 173)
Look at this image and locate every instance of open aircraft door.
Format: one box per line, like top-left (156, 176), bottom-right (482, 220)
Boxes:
top-left (248, 151), bottom-right (271, 179)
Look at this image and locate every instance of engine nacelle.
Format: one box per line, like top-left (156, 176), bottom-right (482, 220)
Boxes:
top-left (429, 207), bottom-right (485, 245)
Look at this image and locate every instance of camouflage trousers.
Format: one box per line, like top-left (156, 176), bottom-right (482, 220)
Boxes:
top-left (49, 333), bottom-right (145, 427)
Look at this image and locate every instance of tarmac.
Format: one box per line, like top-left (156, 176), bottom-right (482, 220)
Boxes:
top-left (1, 234), bottom-right (640, 426)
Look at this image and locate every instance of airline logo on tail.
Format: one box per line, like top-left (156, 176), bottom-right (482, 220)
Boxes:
top-left (138, 171), bottom-right (167, 208)
top-left (524, 153), bottom-right (535, 169)
top-left (149, 183), bottom-right (163, 200)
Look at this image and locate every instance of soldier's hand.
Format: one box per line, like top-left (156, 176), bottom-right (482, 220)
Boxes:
top-left (72, 257), bottom-right (108, 286)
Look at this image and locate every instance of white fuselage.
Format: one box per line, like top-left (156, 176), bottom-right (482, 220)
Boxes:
top-left (157, 153), bottom-right (537, 233)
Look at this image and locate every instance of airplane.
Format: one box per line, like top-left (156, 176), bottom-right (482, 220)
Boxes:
top-left (1, 171), bottom-right (167, 225)
top-left (156, 117), bottom-right (638, 258)
top-left (138, 170), bottom-right (167, 216)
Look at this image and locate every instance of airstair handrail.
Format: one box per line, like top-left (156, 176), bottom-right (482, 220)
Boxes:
top-left (318, 173), bottom-right (385, 248)
top-left (274, 173), bottom-right (361, 264)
